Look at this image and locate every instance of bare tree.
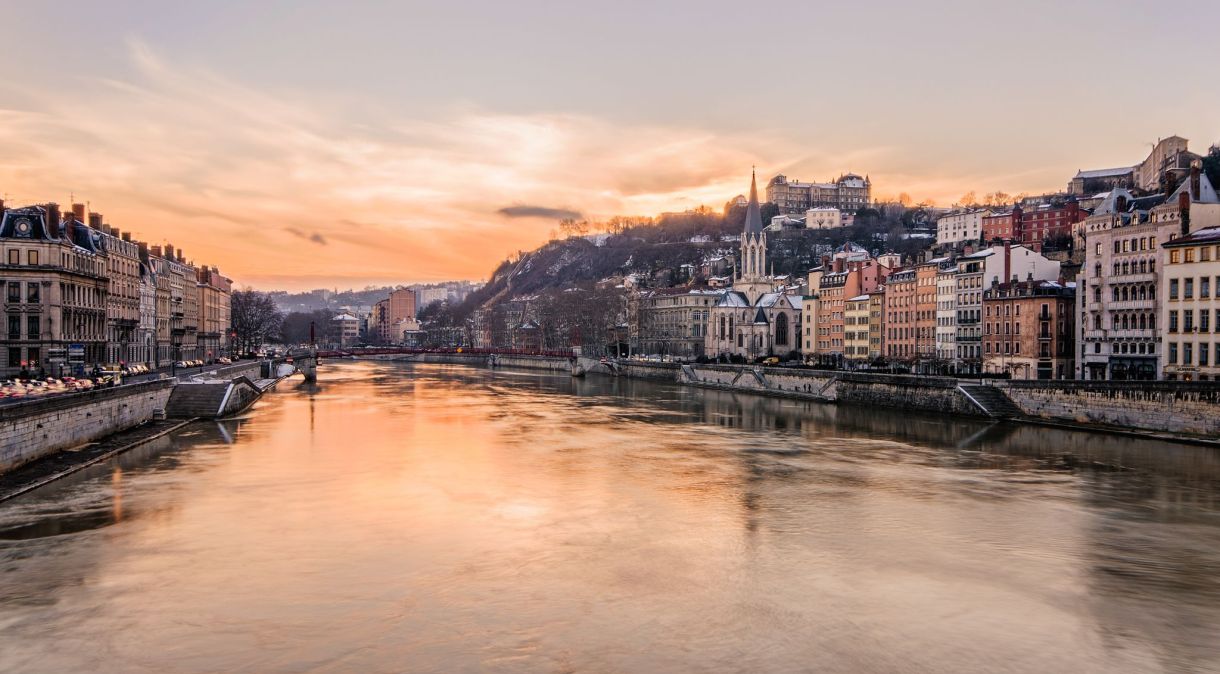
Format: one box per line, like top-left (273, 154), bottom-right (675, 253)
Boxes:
top-left (231, 289), bottom-right (285, 355)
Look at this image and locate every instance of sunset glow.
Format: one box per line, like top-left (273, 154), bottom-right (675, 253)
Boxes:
top-left (1, 2), bottom-right (1217, 289)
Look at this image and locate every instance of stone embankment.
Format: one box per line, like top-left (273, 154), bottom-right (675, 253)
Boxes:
top-left (342, 352), bottom-right (1220, 443)
top-left (0, 359), bottom-right (289, 479)
top-left (1, 379), bottom-right (175, 474)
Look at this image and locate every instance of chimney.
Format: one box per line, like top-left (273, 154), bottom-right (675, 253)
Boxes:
top-left (1191, 160), bottom-right (1202, 201)
top-left (121, 231), bottom-right (131, 242)
top-left (821, 254), bottom-right (831, 270)
top-left (0, 198), bottom-right (5, 220)
top-left (833, 257), bottom-right (844, 273)
top-left (45, 204), bottom-right (61, 238)
top-left (165, 243), bottom-right (175, 260)
top-left (138, 242), bottom-right (149, 262)
top-left (151, 245), bottom-right (162, 259)
top-left (1179, 191), bottom-right (1191, 237)
top-left (1003, 240), bottom-right (1012, 286)
top-left (72, 203), bottom-right (86, 223)
top-left (177, 250), bottom-right (185, 263)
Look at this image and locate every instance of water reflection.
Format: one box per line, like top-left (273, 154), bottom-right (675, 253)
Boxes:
top-left (0, 361), bottom-right (1217, 673)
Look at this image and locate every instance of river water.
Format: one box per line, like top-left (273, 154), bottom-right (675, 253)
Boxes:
top-left (2, 361), bottom-right (1220, 673)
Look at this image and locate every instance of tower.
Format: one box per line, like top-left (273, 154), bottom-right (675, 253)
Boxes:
top-left (734, 168), bottom-right (773, 303)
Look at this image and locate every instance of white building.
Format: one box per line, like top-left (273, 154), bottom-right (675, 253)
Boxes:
top-left (935, 261), bottom-right (958, 362)
top-left (332, 312), bottom-right (361, 347)
top-left (806, 207), bottom-right (844, 230)
top-left (1160, 226), bottom-right (1220, 380)
top-left (936, 209), bottom-right (991, 246)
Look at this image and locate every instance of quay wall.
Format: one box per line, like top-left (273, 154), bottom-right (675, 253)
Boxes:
top-left (0, 379), bottom-right (175, 474)
top-left (998, 380), bottom-right (1220, 439)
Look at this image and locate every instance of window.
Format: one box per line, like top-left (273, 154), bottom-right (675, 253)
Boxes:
top-left (1169, 342), bottom-right (1178, 364)
top-left (26, 316), bottom-right (38, 339)
top-left (1185, 343), bottom-right (1194, 365)
top-left (1170, 279), bottom-right (1179, 300)
top-left (1203, 311), bottom-right (1211, 333)
top-left (1204, 277), bottom-right (1212, 299)
top-left (1186, 310), bottom-right (1195, 332)
top-left (7, 315), bottom-right (18, 339)
top-left (1171, 250), bottom-right (1181, 263)
top-left (7, 347), bottom-right (19, 368)
top-left (1186, 248), bottom-right (1196, 263)
top-left (26, 283), bottom-right (38, 304)
top-left (1203, 345), bottom-right (1211, 367)
top-left (1169, 311), bottom-right (1179, 332)
top-left (6, 250), bottom-right (17, 265)
top-left (1186, 278), bottom-right (1194, 299)
top-left (27, 250), bottom-right (37, 265)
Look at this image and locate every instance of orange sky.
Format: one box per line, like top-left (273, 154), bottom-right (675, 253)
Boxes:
top-left (2, 3), bottom-right (1219, 291)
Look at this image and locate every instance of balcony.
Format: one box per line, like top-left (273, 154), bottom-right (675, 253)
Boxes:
top-left (1107, 300), bottom-right (1154, 311)
top-left (1109, 329), bottom-right (1155, 339)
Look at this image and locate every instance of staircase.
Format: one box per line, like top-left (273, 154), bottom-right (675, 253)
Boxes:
top-left (166, 382), bottom-right (230, 418)
top-left (958, 383), bottom-right (1024, 419)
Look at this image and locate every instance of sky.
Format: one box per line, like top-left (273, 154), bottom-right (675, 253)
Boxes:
top-left (1, 0), bottom-right (1218, 291)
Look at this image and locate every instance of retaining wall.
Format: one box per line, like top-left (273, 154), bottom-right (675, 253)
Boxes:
top-left (999, 380), bottom-right (1220, 439)
top-left (0, 379), bottom-right (175, 474)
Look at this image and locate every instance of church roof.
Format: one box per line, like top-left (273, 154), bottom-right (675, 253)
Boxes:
top-left (753, 306), bottom-right (769, 324)
top-left (743, 169), bottom-right (764, 236)
top-left (714, 291), bottom-right (751, 308)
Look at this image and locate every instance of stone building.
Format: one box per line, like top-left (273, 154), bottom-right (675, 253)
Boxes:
top-left (767, 173), bottom-right (871, 214)
top-left (197, 266), bottom-right (232, 360)
top-left (706, 172), bottom-right (801, 360)
top-left (982, 279), bottom-right (1076, 380)
top-left (93, 215), bottom-right (141, 366)
top-left (935, 261), bottom-right (958, 362)
top-left (1078, 166), bottom-right (1220, 380)
top-left (935, 209), bottom-right (991, 246)
top-left (805, 243), bottom-right (891, 359)
top-left (1160, 226), bottom-right (1220, 380)
top-left (955, 243), bottom-right (1061, 373)
top-left (635, 287), bottom-right (720, 358)
top-left (843, 295), bottom-right (871, 363)
top-left (137, 254), bottom-right (157, 366)
top-left (0, 203), bottom-right (109, 376)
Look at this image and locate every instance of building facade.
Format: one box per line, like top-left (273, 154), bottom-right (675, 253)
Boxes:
top-left (936, 209), bottom-right (990, 246)
top-left (982, 280), bottom-right (1076, 379)
top-left (1160, 226), bottom-right (1220, 380)
top-left (767, 173), bottom-right (871, 214)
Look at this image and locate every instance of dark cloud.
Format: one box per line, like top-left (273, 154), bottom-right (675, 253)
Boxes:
top-left (496, 205), bottom-right (581, 220)
top-left (286, 227), bottom-right (328, 245)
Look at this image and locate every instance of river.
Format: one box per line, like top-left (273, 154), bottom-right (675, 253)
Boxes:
top-left (2, 361), bottom-right (1219, 673)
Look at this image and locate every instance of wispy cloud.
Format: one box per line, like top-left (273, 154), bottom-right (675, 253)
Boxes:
top-left (496, 205), bottom-right (581, 220)
top-left (0, 39), bottom-right (1042, 289)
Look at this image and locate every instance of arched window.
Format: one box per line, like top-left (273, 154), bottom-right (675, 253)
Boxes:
top-left (1139, 314), bottom-right (1147, 330)
top-left (719, 316), bottom-right (726, 340)
top-left (749, 248), bottom-right (756, 276)
top-left (775, 313), bottom-right (789, 346)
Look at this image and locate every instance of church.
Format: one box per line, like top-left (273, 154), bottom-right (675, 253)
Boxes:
top-left (704, 171), bottom-right (803, 360)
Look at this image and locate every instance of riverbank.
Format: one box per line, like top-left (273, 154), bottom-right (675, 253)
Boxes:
top-left (334, 352), bottom-right (1220, 445)
top-left (0, 418), bottom-right (195, 503)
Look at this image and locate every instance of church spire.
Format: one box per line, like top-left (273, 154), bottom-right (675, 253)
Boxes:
top-left (743, 167), bottom-right (764, 236)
